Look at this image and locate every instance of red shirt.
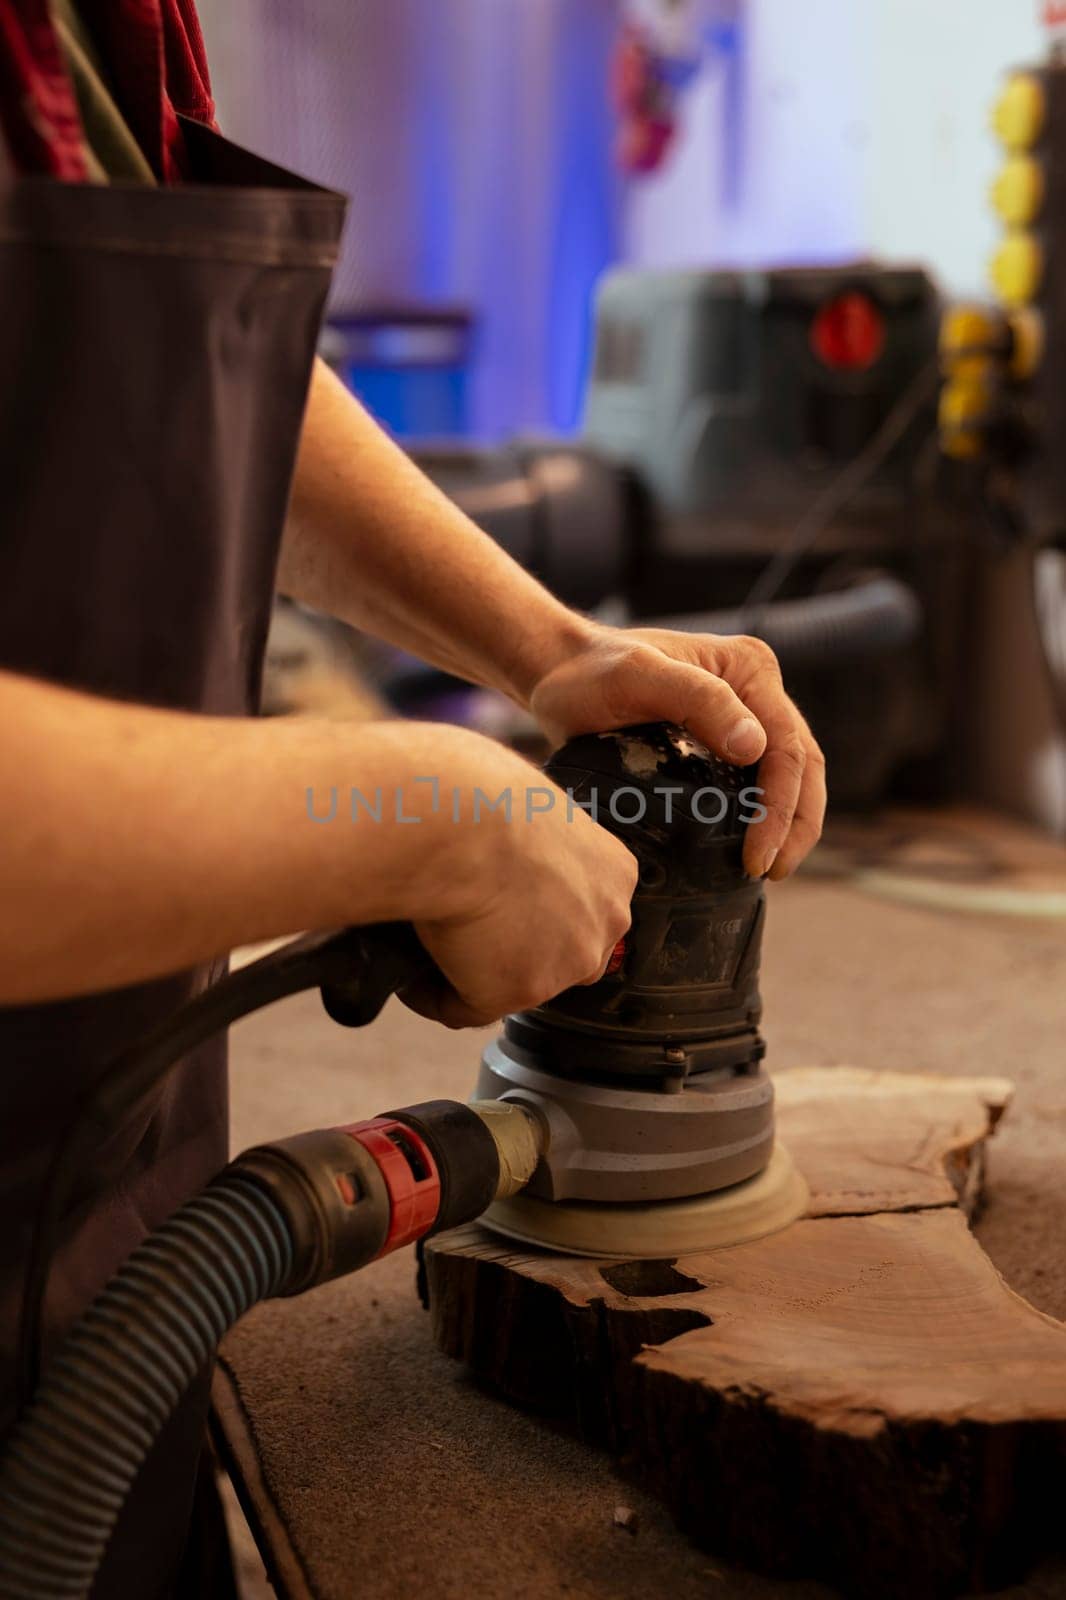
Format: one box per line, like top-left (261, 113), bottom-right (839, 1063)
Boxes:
top-left (0, 0), bottom-right (213, 182)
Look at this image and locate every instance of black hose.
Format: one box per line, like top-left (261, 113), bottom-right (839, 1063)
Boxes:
top-left (379, 575), bottom-right (922, 711)
top-left (0, 1172), bottom-right (295, 1600)
top-left (18, 920), bottom-right (429, 1411)
top-left (647, 572), bottom-right (922, 669)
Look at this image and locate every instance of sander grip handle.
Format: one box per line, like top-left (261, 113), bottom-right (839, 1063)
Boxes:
top-left (317, 921), bottom-right (439, 1026)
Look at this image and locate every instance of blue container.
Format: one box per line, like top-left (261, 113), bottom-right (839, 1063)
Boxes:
top-left (326, 308), bottom-right (474, 439)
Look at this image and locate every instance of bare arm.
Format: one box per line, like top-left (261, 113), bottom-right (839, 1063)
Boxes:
top-left (278, 359), bottom-right (594, 703)
top-left (0, 671), bottom-right (633, 1019)
top-left (280, 360), bottom-right (826, 879)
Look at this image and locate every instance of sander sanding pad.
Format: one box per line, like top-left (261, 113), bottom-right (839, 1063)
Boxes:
top-left (480, 1142), bottom-right (808, 1259)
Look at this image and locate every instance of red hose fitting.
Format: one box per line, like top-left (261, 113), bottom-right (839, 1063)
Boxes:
top-left (342, 1117), bottom-right (441, 1256)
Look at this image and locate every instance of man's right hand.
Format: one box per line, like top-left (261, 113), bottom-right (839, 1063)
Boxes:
top-left (399, 728), bottom-right (638, 1028)
top-left (0, 679), bottom-right (635, 1012)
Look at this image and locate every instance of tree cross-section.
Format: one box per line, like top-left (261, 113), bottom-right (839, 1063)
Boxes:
top-left (426, 1068), bottom-right (1066, 1599)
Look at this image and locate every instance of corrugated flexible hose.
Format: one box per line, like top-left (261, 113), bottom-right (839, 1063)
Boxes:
top-left (649, 573), bottom-right (922, 669)
top-left (0, 1173), bottom-right (295, 1600)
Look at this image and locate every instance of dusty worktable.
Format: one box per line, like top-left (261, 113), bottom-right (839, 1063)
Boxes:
top-left (218, 808), bottom-right (1066, 1600)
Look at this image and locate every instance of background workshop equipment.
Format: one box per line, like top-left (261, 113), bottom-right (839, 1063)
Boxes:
top-left (406, 261), bottom-right (950, 810)
top-left (226, 0), bottom-right (1064, 838)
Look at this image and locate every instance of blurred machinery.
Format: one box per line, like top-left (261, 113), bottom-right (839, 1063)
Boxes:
top-left (939, 58), bottom-right (1064, 536)
top-left (408, 262), bottom-right (963, 810)
top-left (284, 60), bottom-right (1066, 819)
top-left (322, 307), bottom-right (474, 439)
top-left (938, 55), bottom-right (1066, 807)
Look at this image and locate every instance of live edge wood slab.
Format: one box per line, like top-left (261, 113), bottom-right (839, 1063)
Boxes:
top-left (425, 1068), bottom-right (1066, 1600)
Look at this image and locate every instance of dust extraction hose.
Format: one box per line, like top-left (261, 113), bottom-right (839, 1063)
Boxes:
top-left (381, 573), bottom-right (922, 707)
top-left (0, 1173), bottom-right (294, 1600)
top-left (0, 1093), bottom-right (527, 1600)
top-left (648, 572), bottom-right (922, 669)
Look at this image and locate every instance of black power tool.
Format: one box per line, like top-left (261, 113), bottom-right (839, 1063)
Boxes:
top-left (476, 723), bottom-right (806, 1257)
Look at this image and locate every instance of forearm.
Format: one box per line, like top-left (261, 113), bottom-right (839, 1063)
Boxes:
top-left (277, 364), bottom-right (825, 882)
top-left (278, 359), bottom-right (593, 704)
top-left (0, 672), bottom-right (488, 1004)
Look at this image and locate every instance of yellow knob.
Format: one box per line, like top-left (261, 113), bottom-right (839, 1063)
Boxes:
top-left (988, 232), bottom-right (1043, 306)
top-left (1007, 306), bottom-right (1044, 379)
top-left (938, 377), bottom-right (993, 460)
top-left (990, 72), bottom-right (1046, 150)
top-left (938, 304), bottom-right (1005, 370)
top-left (990, 154), bottom-right (1044, 226)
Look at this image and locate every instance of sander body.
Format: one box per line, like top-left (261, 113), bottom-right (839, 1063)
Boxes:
top-left (476, 723), bottom-right (807, 1257)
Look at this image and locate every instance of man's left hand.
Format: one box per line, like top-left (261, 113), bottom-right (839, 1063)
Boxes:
top-left (528, 625), bottom-right (825, 881)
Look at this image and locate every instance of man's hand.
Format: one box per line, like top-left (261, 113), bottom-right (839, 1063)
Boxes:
top-left (0, 680), bottom-right (637, 1019)
top-left (283, 366), bottom-right (823, 882)
top-left (528, 625), bottom-right (825, 881)
top-left (404, 732), bottom-right (638, 1028)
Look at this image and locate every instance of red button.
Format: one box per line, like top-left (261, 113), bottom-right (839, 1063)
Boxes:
top-left (810, 292), bottom-right (885, 371)
top-left (343, 1118), bottom-right (441, 1256)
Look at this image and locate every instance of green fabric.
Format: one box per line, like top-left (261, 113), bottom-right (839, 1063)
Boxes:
top-left (50, 0), bottom-right (156, 184)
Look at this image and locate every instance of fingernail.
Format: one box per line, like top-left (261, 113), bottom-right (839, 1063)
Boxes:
top-left (725, 717), bottom-right (762, 763)
top-left (759, 849), bottom-right (779, 880)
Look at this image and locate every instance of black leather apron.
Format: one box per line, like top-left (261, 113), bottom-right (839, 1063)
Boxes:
top-left (0, 118), bottom-right (345, 1596)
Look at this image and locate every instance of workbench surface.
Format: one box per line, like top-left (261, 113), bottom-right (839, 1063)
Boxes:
top-left (218, 808), bottom-right (1066, 1600)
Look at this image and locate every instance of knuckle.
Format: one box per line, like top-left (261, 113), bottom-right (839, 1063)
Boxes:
top-left (508, 984), bottom-right (549, 1014)
top-left (776, 733), bottom-right (808, 777)
top-left (792, 812), bottom-right (824, 850)
top-left (692, 673), bottom-right (741, 718)
top-left (600, 647), bottom-right (655, 723)
top-left (763, 796), bottom-right (796, 831)
top-left (737, 635), bottom-right (780, 674)
top-left (599, 836), bottom-right (638, 887)
top-left (599, 681), bottom-right (632, 730)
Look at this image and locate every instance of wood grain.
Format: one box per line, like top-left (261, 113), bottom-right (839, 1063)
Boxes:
top-left (426, 1068), bottom-right (1066, 1599)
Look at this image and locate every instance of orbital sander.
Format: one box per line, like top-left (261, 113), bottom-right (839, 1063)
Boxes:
top-left (475, 721), bottom-right (807, 1257)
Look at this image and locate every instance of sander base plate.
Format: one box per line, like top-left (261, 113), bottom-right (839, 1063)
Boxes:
top-left (480, 1142), bottom-right (808, 1260)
